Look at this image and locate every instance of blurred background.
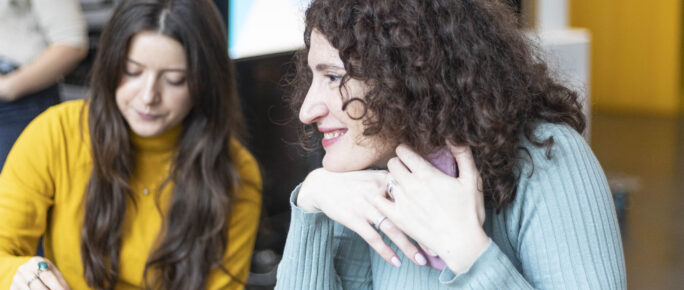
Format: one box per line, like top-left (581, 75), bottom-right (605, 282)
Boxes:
top-left (56, 0), bottom-right (683, 289)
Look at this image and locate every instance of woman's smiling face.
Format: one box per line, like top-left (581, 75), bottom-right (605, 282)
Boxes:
top-left (298, 30), bottom-right (394, 172)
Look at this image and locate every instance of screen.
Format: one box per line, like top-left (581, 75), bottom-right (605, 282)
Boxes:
top-left (229, 0), bottom-right (309, 59)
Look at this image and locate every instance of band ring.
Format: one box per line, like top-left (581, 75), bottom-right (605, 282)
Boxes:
top-left (375, 215), bottom-right (388, 230)
top-left (26, 274), bottom-right (39, 287)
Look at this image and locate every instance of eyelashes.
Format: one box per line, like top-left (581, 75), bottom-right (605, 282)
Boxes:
top-left (165, 78), bottom-right (186, 86)
top-left (325, 73), bottom-right (342, 83)
top-left (122, 69), bottom-right (186, 86)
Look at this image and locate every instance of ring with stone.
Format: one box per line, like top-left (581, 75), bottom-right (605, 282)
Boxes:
top-left (37, 261), bottom-right (49, 274)
top-left (386, 178), bottom-right (396, 200)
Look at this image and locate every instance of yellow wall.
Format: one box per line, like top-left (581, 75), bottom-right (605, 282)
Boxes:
top-left (570, 0), bottom-right (682, 116)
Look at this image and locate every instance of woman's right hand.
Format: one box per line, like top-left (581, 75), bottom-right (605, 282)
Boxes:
top-left (11, 257), bottom-right (70, 290)
top-left (297, 168), bottom-right (427, 267)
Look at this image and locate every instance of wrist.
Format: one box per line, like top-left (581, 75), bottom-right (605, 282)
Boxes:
top-left (442, 226), bottom-right (489, 274)
top-left (0, 74), bottom-right (19, 101)
top-left (296, 170), bottom-right (322, 212)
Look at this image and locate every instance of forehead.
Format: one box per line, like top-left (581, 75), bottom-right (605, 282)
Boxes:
top-left (127, 31), bottom-right (187, 67)
top-left (307, 30), bottom-right (343, 68)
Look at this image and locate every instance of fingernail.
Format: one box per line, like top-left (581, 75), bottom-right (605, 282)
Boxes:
top-left (415, 253), bottom-right (427, 265)
top-left (391, 256), bottom-right (402, 267)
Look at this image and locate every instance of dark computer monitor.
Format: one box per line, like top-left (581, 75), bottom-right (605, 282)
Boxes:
top-left (228, 0), bottom-right (320, 254)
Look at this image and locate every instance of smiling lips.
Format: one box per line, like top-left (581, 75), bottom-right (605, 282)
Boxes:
top-left (137, 110), bottom-right (161, 120)
top-left (320, 128), bottom-right (347, 148)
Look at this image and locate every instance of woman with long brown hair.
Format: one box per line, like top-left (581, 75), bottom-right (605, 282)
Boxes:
top-left (276, 0), bottom-right (625, 288)
top-left (0, 0), bottom-right (261, 289)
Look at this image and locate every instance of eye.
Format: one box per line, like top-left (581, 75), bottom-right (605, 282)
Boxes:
top-left (325, 73), bottom-right (342, 83)
top-left (124, 68), bottom-right (142, 77)
top-left (165, 77), bottom-right (186, 86)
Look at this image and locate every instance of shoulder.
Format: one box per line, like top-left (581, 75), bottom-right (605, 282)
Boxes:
top-left (23, 99), bottom-right (88, 141)
top-left (229, 139), bottom-right (262, 201)
top-left (518, 122), bottom-right (591, 175)
top-left (44, 99), bottom-right (88, 120)
top-left (512, 122), bottom-right (609, 206)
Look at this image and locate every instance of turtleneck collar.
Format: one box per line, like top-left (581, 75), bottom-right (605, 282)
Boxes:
top-left (130, 124), bottom-right (182, 152)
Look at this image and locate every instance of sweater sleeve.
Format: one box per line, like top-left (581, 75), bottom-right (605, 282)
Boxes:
top-left (32, 0), bottom-right (87, 48)
top-left (275, 185), bottom-right (372, 290)
top-left (440, 124), bottom-right (626, 289)
top-left (0, 108), bottom-right (60, 287)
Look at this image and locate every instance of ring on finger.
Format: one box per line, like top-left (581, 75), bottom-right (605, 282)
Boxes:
top-left (26, 274), bottom-right (40, 287)
top-left (374, 215), bottom-right (388, 230)
top-left (36, 261), bottom-right (49, 275)
top-left (386, 178), bottom-right (396, 200)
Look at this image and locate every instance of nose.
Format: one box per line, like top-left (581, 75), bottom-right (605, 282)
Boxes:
top-left (140, 74), bottom-right (161, 107)
top-left (299, 83), bottom-right (329, 124)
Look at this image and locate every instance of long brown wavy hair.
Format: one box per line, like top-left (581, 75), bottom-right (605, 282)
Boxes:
top-left (82, 0), bottom-right (245, 288)
top-left (291, 0), bottom-right (586, 210)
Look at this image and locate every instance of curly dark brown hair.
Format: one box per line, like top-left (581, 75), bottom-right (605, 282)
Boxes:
top-left (290, 0), bottom-right (586, 210)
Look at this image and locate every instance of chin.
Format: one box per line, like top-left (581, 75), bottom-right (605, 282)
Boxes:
top-left (321, 155), bottom-right (371, 172)
top-left (130, 125), bottom-right (162, 137)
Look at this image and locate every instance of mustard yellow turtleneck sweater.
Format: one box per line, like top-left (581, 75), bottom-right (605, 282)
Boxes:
top-left (0, 100), bottom-right (262, 289)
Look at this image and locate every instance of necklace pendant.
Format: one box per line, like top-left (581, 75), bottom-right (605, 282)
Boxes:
top-left (143, 188), bottom-right (150, 195)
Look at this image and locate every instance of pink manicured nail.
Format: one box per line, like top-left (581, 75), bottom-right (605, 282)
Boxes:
top-left (391, 256), bottom-right (402, 267)
top-left (415, 253), bottom-right (427, 265)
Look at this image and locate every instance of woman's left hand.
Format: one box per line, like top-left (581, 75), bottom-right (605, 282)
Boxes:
top-left (369, 143), bottom-right (489, 273)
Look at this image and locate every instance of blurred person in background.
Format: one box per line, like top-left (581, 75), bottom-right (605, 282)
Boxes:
top-left (276, 0), bottom-right (626, 288)
top-left (0, 0), bottom-right (88, 170)
top-left (0, 0), bottom-right (261, 289)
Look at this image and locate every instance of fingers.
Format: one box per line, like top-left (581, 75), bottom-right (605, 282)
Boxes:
top-left (446, 141), bottom-right (479, 181)
top-left (418, 243), bottom-right (438, 257)
top-left (354, 223), bottom-right (402, 267)
top-left (12, 257), bottom-right (68, 290)
top-left (387, 157), bottom-right (411, 185)
top-left (376, 219), bottom-right (427, 266)
top-left (14, 260), bottom-right (49, 290)
top-left (394, 144), bottom-right (438, 176)
top-left (44, 260), bottom-right (69, 289)
top-left (369, 190), bottom-right (428, 266)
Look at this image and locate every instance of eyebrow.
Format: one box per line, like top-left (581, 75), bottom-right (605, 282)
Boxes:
top-left (314, 63), bottom-right (345, 71)
top-left (127, 58), bottom-right (187, 72)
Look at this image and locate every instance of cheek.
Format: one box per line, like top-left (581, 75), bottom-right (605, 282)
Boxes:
top-left (343, 98), bottom-right (368, 120)
top-left (114, 87), bottom-right (130, 113)
top-left (168, 90), bottom-right (193, 117)
top-left (115, 79), bottom-right (139, 107)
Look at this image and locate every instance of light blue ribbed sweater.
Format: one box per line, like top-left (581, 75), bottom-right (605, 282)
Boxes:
top-left (275, 123), bottom-right (626, 289)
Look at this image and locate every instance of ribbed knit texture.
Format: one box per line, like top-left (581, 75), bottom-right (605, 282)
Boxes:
top-left (275, 123), bottom-right (626, 289)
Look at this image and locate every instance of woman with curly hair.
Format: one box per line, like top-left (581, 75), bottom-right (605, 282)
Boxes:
top-left (276, 0), bottom-right (625, 288)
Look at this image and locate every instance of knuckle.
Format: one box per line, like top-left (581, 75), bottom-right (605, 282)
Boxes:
top-left (387, 157), bottom-right (399, 168)
top-left (364, 234), bottom-right (380, 245)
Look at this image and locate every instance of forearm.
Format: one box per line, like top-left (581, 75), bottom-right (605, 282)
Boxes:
top-left (276, 185), bottom-right (372, 290)
top-left (1, 44), bottom-right (87, 100)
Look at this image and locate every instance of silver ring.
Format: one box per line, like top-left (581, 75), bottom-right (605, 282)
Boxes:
top-left (386, 179), bottom-right (396, 200)
top-left (26, 274), bottom-right (39, 287)
top-left (374, 215), bottom-right (388, 230)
